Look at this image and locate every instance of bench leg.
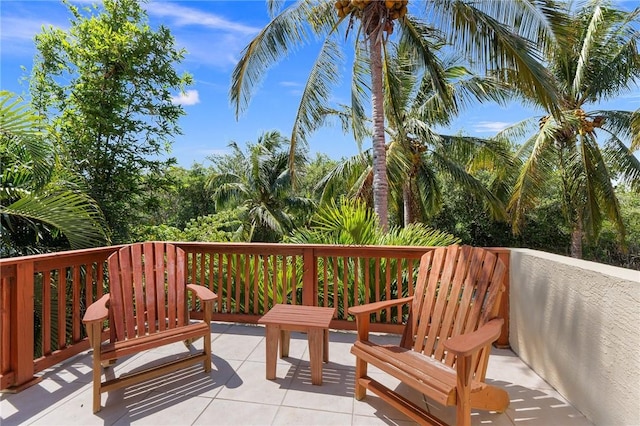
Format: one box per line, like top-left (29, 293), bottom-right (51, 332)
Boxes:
top-left (308, 328), bottom-right (323, 385)
top-left (265, 325), bottom-right (279, 380)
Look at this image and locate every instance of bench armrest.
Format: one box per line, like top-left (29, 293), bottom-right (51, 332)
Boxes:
top-left (348, 296), bottom-right (414, 317)
top-left (187, 284), bottom-right (218, 302)
top-left (83, 294), bottom-right (110, 324)
top-left (443, 318), bottom-right (504, 357)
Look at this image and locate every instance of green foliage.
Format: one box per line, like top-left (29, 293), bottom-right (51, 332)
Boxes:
top-left (0, 91), bottom-right (108, 256)
top-left (129, 224), bottom-right (184, 243)
top-left (583, 186), bottom-right (640, 269)
top-left (136, 164), bottom-right (217, 230)
top-left (296, 153), bottom-right (341, 201)
top-left (431, 175), bottom-right (572, 255)
top-left (183, 210), bottom-right (245, 242)
top-left (288, 197), bottom-right (459, 247)
top-left (29, 0), bottom-right (191, 243)
top-left (130, 209), bottom-right (245, 243)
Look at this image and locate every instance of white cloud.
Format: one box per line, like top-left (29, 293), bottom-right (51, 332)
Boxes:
top-left (279, 81), bottom-right (301, 87)
top-left (143, 2), bottom-right (261, 69)
top-left (0, 16), bottom-right (63, 42)
top-left (172, 90), bottom-right (200, 106)
top-left (146, 2), bottom-right (259, 35)
top-left (472, 121), bottom-right (511, 133)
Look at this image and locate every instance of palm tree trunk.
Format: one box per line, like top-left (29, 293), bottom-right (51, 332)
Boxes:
top-left (369, 35), bottom-right (389, 231)
top-left (403, 183), bottom-right (412, 227)
top-left (570, 226), bottom-right (583, 258)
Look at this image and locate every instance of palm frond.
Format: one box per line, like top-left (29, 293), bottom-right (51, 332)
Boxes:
top-left (398, 15), bottom-right (451, 109)
top-left (508, 124), bottom-right (558, 232)
top-left (428, 0), bottom-right (560, 115)
top-left (2, 191), bottom-right (108, 249)
top-left (603, 133), bottom-right (640, 191)
top-left (431, 149), bottom-right (507, 221)
top-left (230, 1), bottom-right (315, 117)
top-left (349, 41), bottom-right (371, 147)
top-left (290, 36), bottom-right (343, 168)
top-left (572, 2), bottom-right (604, 98)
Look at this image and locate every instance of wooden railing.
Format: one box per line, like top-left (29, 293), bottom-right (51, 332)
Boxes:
top-left (0, 242), bottom-right (510, 391)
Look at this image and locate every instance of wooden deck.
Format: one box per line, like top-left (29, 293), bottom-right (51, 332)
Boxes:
top-left (0, 323), bottom-right (591, 426)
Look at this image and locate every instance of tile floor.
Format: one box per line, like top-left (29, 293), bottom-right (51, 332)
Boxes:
top-left (1, 322), bottom-right (592, 426)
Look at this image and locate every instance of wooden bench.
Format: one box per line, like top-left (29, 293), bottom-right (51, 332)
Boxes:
top-left (349, 245), bottom-right (509, 426)
top-left (83, 242), bottom-right (217, 413)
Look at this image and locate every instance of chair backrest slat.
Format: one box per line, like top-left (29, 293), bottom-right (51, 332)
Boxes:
top-left (406, 245), bottom-right (505, 377)
top-left (154, 243), bottom-right (166, 332)
top-left (131, 244), bottom-right (146, 336)
top-left (107, 242), bottom-right (189, 342)
top-left (144, 242), bottom-right (158, 334)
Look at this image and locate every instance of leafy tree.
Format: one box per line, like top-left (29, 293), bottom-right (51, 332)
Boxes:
top-left (583, 186), bottom-right (640, 269)
top-left (0, 91), bottom-right (108, 256)
top-left (231, 0), bottom-right (559, 230)
top-left (29, 0), bottom-right (192, 242)
top-left (182, 210), bottom-right (245, 242)
top-left (296, 153), bottom-right (341, 201)
top-left (501, 1), bottom-right (640, 258)
top-left (208, 131), bottom-right (315, 242)
top-left (139, 164), bottom-right (217, 231)
top-left (431, 170), bottom-right (572, 253)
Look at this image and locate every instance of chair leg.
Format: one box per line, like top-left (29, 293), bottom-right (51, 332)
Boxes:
top-left (455, 355), bottom-right (473, 426)
top-left (203, 300), bottom-right (212, 373)
top-left (203, 332), bottom-right (212, 373)
top-left (89, 327), bottom-right (103, 413)
top-left (354, 357), bottom-right (368, 400)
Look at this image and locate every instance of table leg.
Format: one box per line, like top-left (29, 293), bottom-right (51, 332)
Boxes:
top-left (280, 330), bottom-right (290, 358)
top-left (265, 325), bottom-right (279, 380)
top-left (308, 328), bottom-right (323, 385)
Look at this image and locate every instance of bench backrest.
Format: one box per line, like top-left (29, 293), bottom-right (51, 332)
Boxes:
top-left (401, 245), bottom-right (506, 381)
top-left (107, 242), bottom-right (189, 342)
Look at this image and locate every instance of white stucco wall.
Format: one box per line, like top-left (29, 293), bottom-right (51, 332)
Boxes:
top-left (509, 249), bottom-right (640, 426)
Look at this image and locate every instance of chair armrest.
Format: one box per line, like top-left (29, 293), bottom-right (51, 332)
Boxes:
top-left (348, 296), bottom-right (414, 317)
top-left (443, 318), bottom-right (504, 357)
top-left (187, 284), bottom-right (218, 302)
top-left (83, 294), bottom-right (110, 324)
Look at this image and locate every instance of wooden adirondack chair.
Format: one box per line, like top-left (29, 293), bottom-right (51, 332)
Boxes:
top-left (349, 245), bottom-right (509, 426)
top-left (83, 242), bottom-right (217, 413)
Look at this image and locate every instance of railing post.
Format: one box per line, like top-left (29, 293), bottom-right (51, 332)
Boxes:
top-left (11, 262), bottom-right (40, 390)
top-left (302, 248), bottom-right (317, 306)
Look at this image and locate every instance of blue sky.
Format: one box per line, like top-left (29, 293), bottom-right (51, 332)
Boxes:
top-left (1, 0), bottom-right (639, 168)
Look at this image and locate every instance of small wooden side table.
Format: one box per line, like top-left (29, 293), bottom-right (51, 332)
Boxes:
top-left (258, 304), bottom-right (336, 385)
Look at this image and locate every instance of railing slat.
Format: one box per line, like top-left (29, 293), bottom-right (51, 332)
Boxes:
top-left (43, 272), bottom-right (51, 356)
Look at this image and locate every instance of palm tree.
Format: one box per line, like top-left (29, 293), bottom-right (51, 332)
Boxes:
top-left (0, 91), bottom-right (109, 256)
top-left (230, 0), bottom-right (559, 230)
top-left (318, 42), bottom-right (514, 227)
top-left (500, 1), bottom-right (640, 258)
top-left (207, 131), bottom-right (314, 242)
